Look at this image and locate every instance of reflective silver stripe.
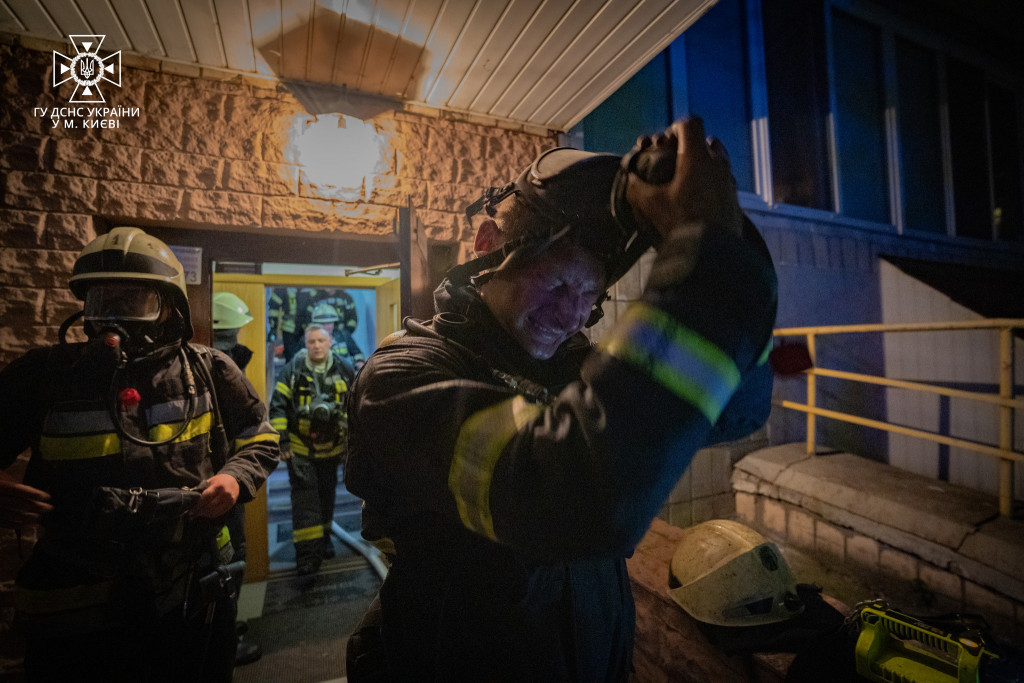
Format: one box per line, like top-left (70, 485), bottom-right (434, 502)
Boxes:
top-left (147, 393), bottom-right (213, 425)
top-left (449, 396), bottom-right (542, 541)
top-left (602, 304), bottom-right (740, 423)
top-left (43, 409), bottom-right (114, 434)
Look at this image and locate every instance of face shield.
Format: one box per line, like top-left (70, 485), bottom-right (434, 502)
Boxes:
top-left (84, 283), bottom-right (163, 323)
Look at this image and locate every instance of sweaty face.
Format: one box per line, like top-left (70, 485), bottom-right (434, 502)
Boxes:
top-left (305, 329), bottom-right (332, 363)
top-left (481, 239), bottom-right (606, 360)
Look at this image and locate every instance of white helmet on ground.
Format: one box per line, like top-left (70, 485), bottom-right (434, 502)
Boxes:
top-left (668, 519), bottom-right (804, 627)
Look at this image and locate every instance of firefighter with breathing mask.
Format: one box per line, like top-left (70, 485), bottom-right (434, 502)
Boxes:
top-left (0, 227), bottom-right (279, 682)
top-left (344, 118), bottom-right (778, 681)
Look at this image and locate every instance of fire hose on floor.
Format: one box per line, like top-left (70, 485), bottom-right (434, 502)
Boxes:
top-left (331, 521), bottom-right (388, 581)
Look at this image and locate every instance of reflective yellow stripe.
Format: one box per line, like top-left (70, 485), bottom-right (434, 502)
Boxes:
top-left (234, 431), bottom-right (280, 451)
top-left (292, 524), bottom-right (324, 542)
top-left (148, 410), bottom-right (213, 443)
top-left (14, 581), bottom-right (113, 614)
top-left (601, 304), bottom-right (741, 423)
top-left (275, 382), bottom-right (292, 399)
top-left (289, 435), bottom-right (309, 456)
top-left (270, 417), bottom-right (288, 430)
top-left (312, 443), bottom-right (342, 458)
top-left (39, 432), bottom-right (120, 460)
top-left (449, 396), bottom-right (541, 541)
top-left (216, 525), bottom-right (231, 549)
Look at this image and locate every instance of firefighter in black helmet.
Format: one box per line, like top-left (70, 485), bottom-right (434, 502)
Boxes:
top-left (0, 227), bottom-right (279, 682)
top-left (344, 119), bottom-right (777, 681)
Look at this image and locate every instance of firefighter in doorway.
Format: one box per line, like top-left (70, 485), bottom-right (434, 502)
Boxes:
top-left (269, 324), bottom-right (355, 587)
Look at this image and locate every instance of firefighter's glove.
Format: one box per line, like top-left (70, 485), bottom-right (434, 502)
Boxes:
top-left (625, 117), bottom-right (743, 244)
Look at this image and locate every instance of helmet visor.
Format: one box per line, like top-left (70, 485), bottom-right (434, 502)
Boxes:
top-left (84, 283), bottom-right (163, 322)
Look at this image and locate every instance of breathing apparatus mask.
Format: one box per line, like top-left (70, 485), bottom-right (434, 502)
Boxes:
top-left (60, 227), bottom-right (200, 447)
top-left (78, 282), bottom-right (171, 363)
top-left (449, 140), bottom-right (675, 326)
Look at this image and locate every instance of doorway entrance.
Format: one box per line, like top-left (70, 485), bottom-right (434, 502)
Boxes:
top-left (212, 269), bottom-right (399, 592)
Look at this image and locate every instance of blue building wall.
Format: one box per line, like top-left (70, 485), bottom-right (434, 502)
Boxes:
top-left (576, 0), bottom-right (1024, 463)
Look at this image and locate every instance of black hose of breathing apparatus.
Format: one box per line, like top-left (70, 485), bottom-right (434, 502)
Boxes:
top-left (58, 309), bottom-right (197, 447)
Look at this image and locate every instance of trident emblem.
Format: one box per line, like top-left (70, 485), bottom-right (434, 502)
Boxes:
top-left (79, 57), bottom-right (96, 80)
top-left (53, 35), bottom-right (121, 104)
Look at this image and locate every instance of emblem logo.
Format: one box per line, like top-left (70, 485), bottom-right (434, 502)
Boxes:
top-left (52, 35), bottom-right (121, 103)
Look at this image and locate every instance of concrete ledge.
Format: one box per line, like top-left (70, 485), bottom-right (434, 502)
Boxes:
top-left (738, 445), bottom-right (998, 548)
top-left (733, 443), bottom-right (1024, 641)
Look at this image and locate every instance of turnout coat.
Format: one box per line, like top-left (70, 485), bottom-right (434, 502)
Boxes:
top-left (0, 342), bottom-right (279, 634)
top-left (345, 219), bottom-right (778, 682)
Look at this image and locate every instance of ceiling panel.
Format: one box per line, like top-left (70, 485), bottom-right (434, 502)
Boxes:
top-left (306, 2), bottom-right (342, 84)
top-left (214, 0), bottom-right (256, 71)
top-left (0, 4), bottom-right (29, 33)
top-left (443, 0), bottom-right (540, 110)
top-left (411, 0), bottom-right (476, 103)
top-left (180, 0), bottom-right (226, 67)
top-left (9, 0), bottom-right (62, 39)
top-left (5, 0), bottom-right (714, 131)
top-left (110, 0), bottom-right (165, 57)
top-left (505, 0), bottom-right (639, 122)
top-left (75, 0), bottom-right (132, 50)
top-left (461, 0), bottom-right (575, 114)
top-left (421, 0), bottom-right (508, 105)
top-left (144, 0), bottom-right (197, 61)
top-left (39, 0), bottom-right (90, 37)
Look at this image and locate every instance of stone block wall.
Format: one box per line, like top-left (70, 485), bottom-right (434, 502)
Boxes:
top-left (0, 32), bottom-right (556, 368)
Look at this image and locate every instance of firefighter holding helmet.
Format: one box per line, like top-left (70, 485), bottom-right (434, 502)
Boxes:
top-left (0, 228), bottom-right (279, 681)
top-left (344, 119), bottom-right (778, 680)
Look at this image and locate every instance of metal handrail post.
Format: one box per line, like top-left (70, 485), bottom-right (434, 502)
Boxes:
top-left (999, 327), bottom-right (1015, 517)
top-left (806, 333), bottom-right (817, 455)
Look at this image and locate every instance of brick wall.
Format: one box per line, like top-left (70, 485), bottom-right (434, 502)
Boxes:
top-left (0, 33), bottom-right (556, 368)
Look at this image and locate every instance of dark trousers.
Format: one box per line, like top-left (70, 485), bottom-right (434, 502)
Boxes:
top-left (23, 594), bottom-right (237, 683)
top-left (286, 455), bottom-right (339, 568)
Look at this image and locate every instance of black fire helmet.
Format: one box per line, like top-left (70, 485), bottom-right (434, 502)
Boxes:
top-left (447, 147), bottom-right (653, 318)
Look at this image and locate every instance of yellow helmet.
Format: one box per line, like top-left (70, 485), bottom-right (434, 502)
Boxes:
top-left (668, 519), bottom-right (803, 627)
top-left (213, 292), bottom-right (254, 330)
top-left (70, 227), bottom-right (192, 340)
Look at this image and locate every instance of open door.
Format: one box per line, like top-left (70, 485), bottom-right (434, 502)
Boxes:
top-left (212, 272), bottom-right (401, 591)
top-left (376, 275), bottom-right (401, 344)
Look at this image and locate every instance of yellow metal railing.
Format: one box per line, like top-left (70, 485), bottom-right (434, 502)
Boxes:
top-left (773, 319), bottom-right (1024, 517)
